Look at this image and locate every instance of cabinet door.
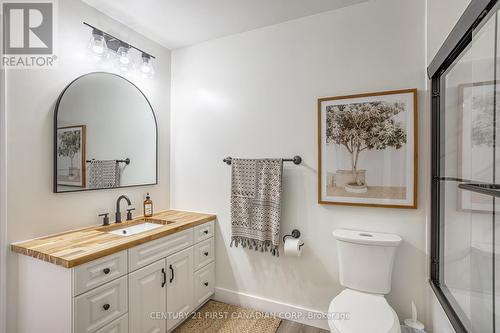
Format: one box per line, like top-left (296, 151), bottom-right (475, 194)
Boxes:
top-left (129, 259), bottom-right (167, 333)
top-left (166, 247), bottom-right (194, 331)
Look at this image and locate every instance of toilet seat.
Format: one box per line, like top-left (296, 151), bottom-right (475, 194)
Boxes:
top-left (328, 289), bottom-right (400, 333)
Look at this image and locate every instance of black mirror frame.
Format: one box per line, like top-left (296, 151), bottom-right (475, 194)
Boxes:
top-left (53, 72), bottom-right (158, 193)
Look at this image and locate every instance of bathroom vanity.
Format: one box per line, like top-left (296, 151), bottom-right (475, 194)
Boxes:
top-left (11, 210), bottom-right (216, 333)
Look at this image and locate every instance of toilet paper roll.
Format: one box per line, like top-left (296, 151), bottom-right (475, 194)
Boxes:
top-left (284, 238), bottom-right (303, 257)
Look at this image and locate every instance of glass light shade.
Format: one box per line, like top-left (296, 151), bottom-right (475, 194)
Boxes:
top-left (117, 46), bottom-right (130, 64)
top-left (89, 31), bottom-right (106, 60)
top-left (140, 55), bottom-right (154, 78)
top-left (116, 45), bottom-right (132, 71)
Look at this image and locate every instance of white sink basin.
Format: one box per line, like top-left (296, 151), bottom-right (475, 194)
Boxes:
top-left (109, 222), bottom-right (163, 236)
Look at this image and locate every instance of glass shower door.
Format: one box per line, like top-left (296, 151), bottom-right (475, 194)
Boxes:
top-left (439, 5), bottom-right (498, 332)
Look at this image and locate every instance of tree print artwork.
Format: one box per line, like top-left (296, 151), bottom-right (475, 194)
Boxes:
top-left (326, 101), bottom-right (407, 191)
top-left (318, 89), bottom-right (417, 208)
top-left (58, 130), bottom-right (81, 178)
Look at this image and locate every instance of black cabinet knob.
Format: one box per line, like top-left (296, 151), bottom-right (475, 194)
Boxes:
top-left (103, 268), bottom-right (110, 274)
top-left (204, 282), bottom-right (209, 287)
top-left (203, 230), bottom-right (209, 234)
top-left (103, 304), bottom-right (110, 311)
top-left (204, 252), bottom-right (209, 256)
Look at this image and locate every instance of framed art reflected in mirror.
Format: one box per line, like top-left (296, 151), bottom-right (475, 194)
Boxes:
top-left (458, 81), bottom-right (500, 213)
top-left (56, 125), bottom-right (86, 187)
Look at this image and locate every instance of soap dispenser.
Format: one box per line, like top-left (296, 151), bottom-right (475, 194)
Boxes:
top-left (144, 193), bottom-right (153, 218)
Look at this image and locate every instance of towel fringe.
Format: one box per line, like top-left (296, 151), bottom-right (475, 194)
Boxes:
top-left (230, 236), bottom-right (279, 256)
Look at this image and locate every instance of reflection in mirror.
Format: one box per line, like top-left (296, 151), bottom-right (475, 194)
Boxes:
top-left (54, 72), bottom-right (157, 193)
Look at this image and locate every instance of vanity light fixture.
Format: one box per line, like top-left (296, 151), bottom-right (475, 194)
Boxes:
top-left (84, 22), bottom-right (156, 78)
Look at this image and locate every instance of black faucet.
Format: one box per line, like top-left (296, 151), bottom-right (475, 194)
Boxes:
top-left (115, 195), bottom-right (131, 223)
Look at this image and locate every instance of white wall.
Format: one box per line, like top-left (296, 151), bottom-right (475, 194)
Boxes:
top-left (171, 0), bottom-right (427, 328)
top-left (427, 0), bottom-right (471, 62)
top-left (3, 0), bottom-right (171, 332)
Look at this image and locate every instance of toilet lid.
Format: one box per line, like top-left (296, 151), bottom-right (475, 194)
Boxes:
top-left (328, 289), bottom-right (400, 333)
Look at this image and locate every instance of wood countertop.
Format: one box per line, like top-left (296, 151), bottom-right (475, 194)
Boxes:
top-left (11, 210), bottom-right (216, 268)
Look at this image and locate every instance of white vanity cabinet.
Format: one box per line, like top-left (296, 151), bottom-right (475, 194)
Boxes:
top-left (17, 220), bottom-right (215, 333)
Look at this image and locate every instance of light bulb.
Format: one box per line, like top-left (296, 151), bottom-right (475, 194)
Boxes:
top-left (120, 55), bottom-right (130, 65)
top-left (140, 54), bottom-right (154, 78)
top-left (89, 29), bottom-right (106, 60)
top-left (92, 44), bottom-right (103, 54)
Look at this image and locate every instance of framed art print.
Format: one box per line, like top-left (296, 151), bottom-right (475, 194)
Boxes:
top-left (318, 89), bottom-right (417, 208)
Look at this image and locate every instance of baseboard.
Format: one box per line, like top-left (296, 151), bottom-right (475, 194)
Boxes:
top-left (213, 287), bottom-right (330, 330)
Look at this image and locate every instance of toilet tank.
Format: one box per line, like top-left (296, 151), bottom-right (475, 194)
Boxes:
top-left (333, 229), bottom-right (402, 294)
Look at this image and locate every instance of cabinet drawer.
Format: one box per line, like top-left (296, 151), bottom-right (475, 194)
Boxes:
top-left (193, 237), bottom-right (214, 270)
top-left (194, 262), bottom-right (215, 307)
top-left (128, 228), bottom-right (193, 271)
top-left (193, 221), bottom-right (214, 243)
top-left (74, 276), bottom-right (128, 333)
top-left (93, 314), bottom-right (128, 333)
top-left (73, 250), bottom-right (127, 296)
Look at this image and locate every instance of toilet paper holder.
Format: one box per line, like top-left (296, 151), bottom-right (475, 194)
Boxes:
top-left (283, 229), bottom-right (305, 249)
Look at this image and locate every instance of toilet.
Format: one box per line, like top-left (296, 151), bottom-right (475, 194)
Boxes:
top-left (329, 229), bottom-right (402, 333)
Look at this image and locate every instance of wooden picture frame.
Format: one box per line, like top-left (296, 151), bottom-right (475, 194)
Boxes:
top-left (317, 89), bottom-right (418, 208)
top-left (56, 125), bottom-right (86, 188)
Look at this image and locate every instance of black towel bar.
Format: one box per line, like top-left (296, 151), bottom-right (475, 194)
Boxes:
top-left (223, 156), bottom-right (302, 165)
top-left (86, 158), bottom-right (130, 165)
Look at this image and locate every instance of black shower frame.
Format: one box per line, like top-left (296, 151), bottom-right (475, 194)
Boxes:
top-left (429, 0), bottom-right (499, 332)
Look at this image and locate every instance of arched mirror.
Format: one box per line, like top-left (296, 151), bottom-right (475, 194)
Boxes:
top-left (54, 72), bottom-right (157, 193)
